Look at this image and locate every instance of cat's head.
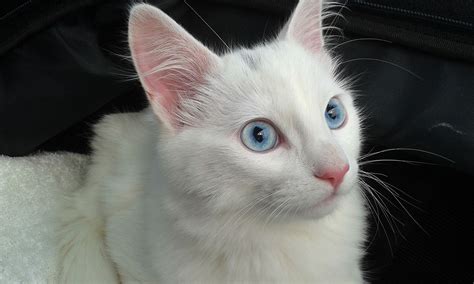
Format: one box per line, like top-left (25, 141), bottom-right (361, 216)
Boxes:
top-left (129, 0), bottom-right (362, 221)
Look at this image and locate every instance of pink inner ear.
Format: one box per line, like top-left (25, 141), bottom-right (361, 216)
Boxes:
top-left (140, 48), bottom-right (213, 127)
top-left (129, 4), bottom-right (218, 129)
top-left (146, 82), bottom-right (176, 118)
top-left (287, 0), bottom-right (323, 53)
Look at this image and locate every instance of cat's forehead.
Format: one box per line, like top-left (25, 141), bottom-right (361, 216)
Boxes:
top-left (217, 41), bottom-right (343, 108)
top-left (223, 42), bottom-right (339, 90)
top-left (206, 41), bottom-right (349, 134)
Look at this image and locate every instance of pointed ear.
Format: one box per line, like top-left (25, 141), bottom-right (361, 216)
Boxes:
top-left (285, 0), bottom-right (324, 53)
top-left (128, 4), bottom-right (219, 130)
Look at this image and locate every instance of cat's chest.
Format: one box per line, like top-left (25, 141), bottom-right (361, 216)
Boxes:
top-left (146, 203), bottom-right (365, 283)
top-left (154, 229), bottom-right (361, 283)
top-left (106, 189), bottom-right (364, 283)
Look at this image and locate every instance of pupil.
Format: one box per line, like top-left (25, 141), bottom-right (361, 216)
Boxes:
top-left (253, 126), bottom-right (265, 143)
top-left (327, 106), bottom-right (337, 119)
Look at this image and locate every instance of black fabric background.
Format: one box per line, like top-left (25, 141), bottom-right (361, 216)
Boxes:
top-left (0, 0), bottom-right (472, 282)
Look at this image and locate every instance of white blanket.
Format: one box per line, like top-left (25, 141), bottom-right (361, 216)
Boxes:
top-left (0, 152), bottom-right (89, 282)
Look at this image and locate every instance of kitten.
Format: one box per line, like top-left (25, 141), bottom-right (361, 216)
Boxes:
top-left (56, 0), bottom-right (366, 282)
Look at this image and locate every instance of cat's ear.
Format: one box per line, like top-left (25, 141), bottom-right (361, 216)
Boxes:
top-left (128, 4), bottom-right (219, 131)
top-left (284, 0), bottom-right (324, 53)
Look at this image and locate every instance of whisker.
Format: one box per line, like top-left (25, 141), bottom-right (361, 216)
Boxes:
top-left (388, 190), bottom-right (429, 236)
top-left (325, 0), bottom-right (349, 38)
top-left (183, 0), bottom-right (231, 51)
top-left (358, 145), bottom-right (444, 251)
top-left (360, 181), bottom-right (394, 255)
top-left (371, 188), bottom-right (407, 242)
top-left (360, 171), bottom-right (423, 207)
top-left (330, 37), bottom-right (392, 52)
top-left (341, 57), bottom-right (423, 80)
top-left (359, 186), bottom-right (380, 252)
top-left (359, 170), bottom-right (429, 238)
top-left (264, 199), bottom-right (290, 228)
top-left (359, 147), bottom-right (454, 163)
top-left (218, 192), bottom-right (273, 239)
top-left (361, 180), bottom-right (401, 233)
top-left (272, 200), bottom-right (293, 224)
top-left (363, 182), bottom-right (406, 226)
top-left (365, 171), bottom-right (388, 178)
top-left (359, 159), bottom-right (436, 166)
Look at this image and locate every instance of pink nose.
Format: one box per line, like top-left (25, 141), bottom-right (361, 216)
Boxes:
top-left (314, 164), bottom-right (349, 189)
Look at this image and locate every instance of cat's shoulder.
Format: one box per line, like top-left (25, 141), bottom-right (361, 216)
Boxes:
top-left (90, 108), bottom-right (156, 153)
top-left (93, 108), bottom-right (154, 141)
top-left (83, 108), bottom-right (157, 216)
top-left (84, 108), bottom-right (157, 188)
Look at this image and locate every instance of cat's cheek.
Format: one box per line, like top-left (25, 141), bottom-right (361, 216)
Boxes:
top-left (331, 117), bottom-right (361, 164)
top-left (336, 161), bottom-right (359, 196)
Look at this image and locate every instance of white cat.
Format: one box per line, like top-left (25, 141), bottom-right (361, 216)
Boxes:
top-left (56, 0), bottom-right (366, 282)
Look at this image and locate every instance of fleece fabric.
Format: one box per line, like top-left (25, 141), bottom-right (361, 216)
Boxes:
top-left (0, 153), bottom-right (88, 282)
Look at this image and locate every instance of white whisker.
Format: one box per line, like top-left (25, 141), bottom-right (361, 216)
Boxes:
top-left (360, 180), bottom-right (394, 255)
top-left (359, 159), bottom-right (436, 166)
top-left (342, 57), bottom-right (423, 80)
top-left (183, 0), bottom-right (231, 51)
top-left (360, 171), bottom-right (423, 208)
top-left (330, 37), bottom-right (392, 51)
top-left (359, 147), bottom-right (454, 163)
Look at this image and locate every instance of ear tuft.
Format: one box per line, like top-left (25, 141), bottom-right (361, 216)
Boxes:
top-left (128, 4), bottom-right (219, 130)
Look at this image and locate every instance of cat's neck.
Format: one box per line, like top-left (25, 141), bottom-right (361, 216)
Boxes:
top-left (145, 186), bottom-right (365, 281)
top-left (154, 186), bottom-right (365, 252)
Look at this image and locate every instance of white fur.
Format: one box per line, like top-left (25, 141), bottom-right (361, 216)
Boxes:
top-left (56, 1), bottom-right (367, 283)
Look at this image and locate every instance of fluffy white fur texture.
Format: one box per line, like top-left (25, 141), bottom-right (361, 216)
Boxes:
top-left (0, 153), bottom-right (88, 282)
top-left (56, 0), bottom-right (367, 282)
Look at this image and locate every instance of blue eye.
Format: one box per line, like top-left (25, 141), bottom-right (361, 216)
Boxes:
top-left (325, 98), bottom-right (346, 129)
top-left (241, 120), bottom-right (278, 152)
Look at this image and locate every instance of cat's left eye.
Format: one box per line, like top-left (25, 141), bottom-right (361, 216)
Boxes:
top-left (240, 120), bottom-right (279, 152)
top-left (325, 97), bottom-right (347, 129)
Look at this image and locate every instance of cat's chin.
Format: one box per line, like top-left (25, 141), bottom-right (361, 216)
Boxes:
top-left (296, 193), bottom-right (343, 219)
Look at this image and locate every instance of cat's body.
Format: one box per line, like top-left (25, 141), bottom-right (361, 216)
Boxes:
top-left (57, 0), bottom-right (367, 282)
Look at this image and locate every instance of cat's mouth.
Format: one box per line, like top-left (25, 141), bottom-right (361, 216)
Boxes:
top-left (285, 193), bottom-right (342, 219)
top-left (306, 191), bottom-right (343, 215)
top-left (312, 191), bottom-right (342, 211)
top-left (320, 192), bottom-right (337, 205)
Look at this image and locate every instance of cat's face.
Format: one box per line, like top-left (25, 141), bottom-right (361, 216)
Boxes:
top-left (129, 0), bottom-right (361, 221)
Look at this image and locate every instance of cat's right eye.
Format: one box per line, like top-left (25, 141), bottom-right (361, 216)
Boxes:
top-left (325, 97), bottom-right (346, 129)
top-left (240, 120), bottom-right (279, 152)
